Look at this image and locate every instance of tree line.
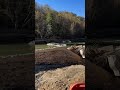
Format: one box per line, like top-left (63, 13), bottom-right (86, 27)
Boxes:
top-left (35, 3), bottom-right (85, 39)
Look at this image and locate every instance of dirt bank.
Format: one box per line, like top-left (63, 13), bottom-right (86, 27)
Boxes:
top-left (35, 65), bottom-right (85, 90)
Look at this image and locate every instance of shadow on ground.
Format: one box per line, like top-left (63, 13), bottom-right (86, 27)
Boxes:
top-left (35, 64), bottom-right (83, 73)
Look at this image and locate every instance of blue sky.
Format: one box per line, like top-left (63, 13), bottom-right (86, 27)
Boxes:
top-left (36, 0), bottom-right (85, 17)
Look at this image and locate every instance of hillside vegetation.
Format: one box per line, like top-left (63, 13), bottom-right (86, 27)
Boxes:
top-left (35, 3), bottom-right (85, 39)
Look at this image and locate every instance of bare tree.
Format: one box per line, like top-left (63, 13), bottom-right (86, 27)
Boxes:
top-left (4, 0), bottom-right (34, 31)
top-left (35, 10), bottom-right (46, 39)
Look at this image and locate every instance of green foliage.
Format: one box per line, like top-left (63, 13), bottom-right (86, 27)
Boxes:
top-left (35, 4), bottom-right (85, 39)
top-left (46, 13), bottom-right (52, 24)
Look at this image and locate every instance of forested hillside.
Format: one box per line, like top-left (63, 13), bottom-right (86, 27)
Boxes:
top-left (35, 3), bottom-right (85, 39)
